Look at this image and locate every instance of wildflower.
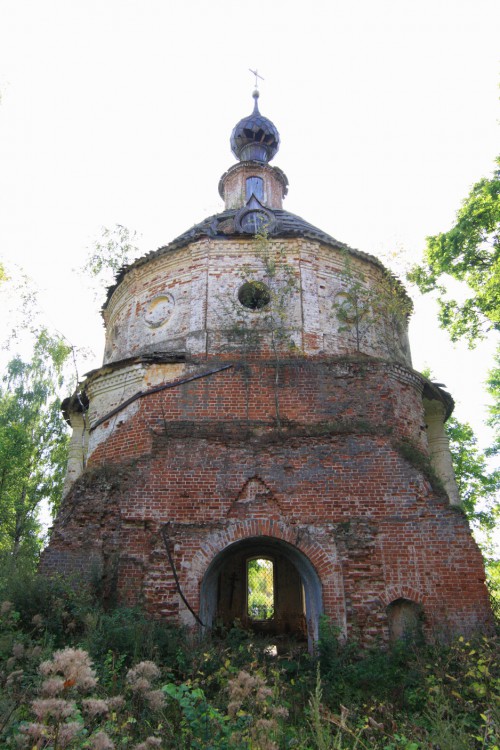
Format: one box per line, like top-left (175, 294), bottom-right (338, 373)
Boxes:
top-left (255, 718), bottom-right (277, 732)
top-left (133, 738), bottom-right (162, 750)
top-left (128, 676), bottom-right (150, 693)
top-left (228, 670), bottom-right (259, 702)
top-left (273, 706), bottom-right (289, 719)
top-left (20, 722), bottom-right (48, 742)
top-left (6, 669), bottom-right (24, 686)
top-left (82, 698), bottom-right (110, 717)
top-left (32, 698), bottom-right (76, 721)
top-left (90, 730), bottom-right (115, 750)
top-left (41, 677), bottom-right (65, 696)
top-left (227, 669), bottom-right (286, 750)
top-left (129, 662), bottom-right (160, 681)
top-left (256, 684), bottom-right (273, 702)
top-left (12, 642), bottom-right (25, 659)
top-left (126, 661), bottom-right (160, 692)
top-left (107, 695), bottom-right (125, 710)
top-left (40, 660), bottom-right (52, 675)
top-left (40, 648), bottom-right (97, 691)
top-left (57, 721), bottom-right (82, 748)
top-left (253, 719), bottom-right (279, 750)
top-left (0, 600), bottom-right (13, 616)
top-left (31, 613), bottom-right (44, 628)
top-left (145, 689), bottom-right (165, 711)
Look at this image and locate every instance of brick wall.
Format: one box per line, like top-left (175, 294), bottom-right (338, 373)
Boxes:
top-left (102, 236), bottom-right (412, 366)
top-left (42, 356), bottom-right (494, 642)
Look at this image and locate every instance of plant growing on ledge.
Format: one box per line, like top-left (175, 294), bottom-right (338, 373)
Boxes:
top-left (333, 261), bottom-right (374, 354)
top-left (333, 253), bottom-right (412, 361)
top-left (218, 229), bottom-right (300, 431)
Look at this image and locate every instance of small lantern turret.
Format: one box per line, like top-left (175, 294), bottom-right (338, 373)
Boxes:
top-left (221, 88), bottom-right (287, 210)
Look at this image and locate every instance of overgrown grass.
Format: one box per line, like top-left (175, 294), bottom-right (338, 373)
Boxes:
top-left (0, 572), bottom-right (499, 748)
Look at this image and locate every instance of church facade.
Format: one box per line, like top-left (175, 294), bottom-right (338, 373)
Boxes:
top-left (42, 90), bottom-right (493, 647)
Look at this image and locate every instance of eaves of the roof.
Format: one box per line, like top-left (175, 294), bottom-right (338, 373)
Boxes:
top-left (102, 209), bottom-right (407, 312)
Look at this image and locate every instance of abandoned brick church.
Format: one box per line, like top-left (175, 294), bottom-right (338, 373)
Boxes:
top-left (41, 89), bottom-right (493, 647)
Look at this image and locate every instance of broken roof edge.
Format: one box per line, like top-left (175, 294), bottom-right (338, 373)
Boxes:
top-left (61, 352), bottom-right (187, 424)
top-left (421, 377), bottom-right (455, 421)
top-left (101, 208), bottom-right (412, 314)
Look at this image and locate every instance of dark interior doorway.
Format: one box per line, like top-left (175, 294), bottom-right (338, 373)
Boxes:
top-left (199, 537), bottom-right (323, 649)
top-left (218, 548), bottom-right (305, 636)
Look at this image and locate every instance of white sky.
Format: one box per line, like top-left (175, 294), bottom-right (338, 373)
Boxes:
top-left (0, 0), bottom-right (499, 452)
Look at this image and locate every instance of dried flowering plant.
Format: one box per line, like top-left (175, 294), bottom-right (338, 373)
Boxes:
top-left (0, 606), bottom-right (49, 739)
top-left (126, 660), bottom-right (165, 713)
top-left (8, 647), bottom-right (169, 750)
top-left (226, 669), bottom-right (288, 750)
top-left (17, 648), bottom-right (97, 749)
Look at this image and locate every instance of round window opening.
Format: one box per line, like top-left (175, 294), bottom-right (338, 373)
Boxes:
top-left (241, 210), bottom-right (267, 234)
top-left (238, 281), bottom-right (271, 310)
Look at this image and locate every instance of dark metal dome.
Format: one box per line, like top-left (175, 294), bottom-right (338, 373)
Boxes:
top-left (230, 90), bottom-right (280, 163)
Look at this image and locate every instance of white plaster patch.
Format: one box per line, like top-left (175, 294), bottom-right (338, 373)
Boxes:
top-left (87, 401), bottom-right (141, 457)
top-left (86, 364), bottom-right (146, 456)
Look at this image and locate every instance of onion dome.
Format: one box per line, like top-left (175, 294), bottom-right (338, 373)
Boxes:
top-left (230, 90), bottom-right (280, 163)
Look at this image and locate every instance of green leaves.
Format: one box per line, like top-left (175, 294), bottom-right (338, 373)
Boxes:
top-left (486, 353), bottom-right (500, 456)
top-left (0, 328), bottom-right (71, 568)
top-left (408, 156), bottom-right (500, 344)
top-left (446, 416), bottom-right (500, 537)
top-left (333, 254), bottom-right (412, 360)
top-left (409, 156), bottom-right (500, 572)
top-left (79, 224), bottom-right (142, 302)
top-left (83, 224), bottom-right (141, 279)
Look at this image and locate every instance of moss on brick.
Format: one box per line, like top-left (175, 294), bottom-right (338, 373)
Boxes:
top-left (394, 437), bottom-right (447, 497)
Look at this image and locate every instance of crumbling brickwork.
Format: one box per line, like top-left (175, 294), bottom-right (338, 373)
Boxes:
top-left (44, 96), bottom-right (494, 645)
top-left (43, 356), bottom-right (493, 645)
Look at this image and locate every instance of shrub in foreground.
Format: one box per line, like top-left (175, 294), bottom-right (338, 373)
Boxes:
top-left (0, 580), bottom-right (499, 748)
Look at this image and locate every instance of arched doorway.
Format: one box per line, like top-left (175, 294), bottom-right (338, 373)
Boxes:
top-left (199, 536), bottom-right (323, 650)
top-left (386, 598), bottom-right (424, 644)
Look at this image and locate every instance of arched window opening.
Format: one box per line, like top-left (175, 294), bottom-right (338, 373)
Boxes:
top-left (246, 176), bottom-right (264, 202)
top-left (386, 598), bottom-right (423, 644)
top-left (247, 557), bottom-right (275, 620)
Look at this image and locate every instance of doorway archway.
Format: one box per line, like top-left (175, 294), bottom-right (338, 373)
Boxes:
top-left (386, 598), bottom-right (424, 644)
top-left (199, 536), bottom-right (323, 649)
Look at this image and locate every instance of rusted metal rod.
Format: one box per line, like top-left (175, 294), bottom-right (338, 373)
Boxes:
top-left (90, 364), bottom-right (233, 431)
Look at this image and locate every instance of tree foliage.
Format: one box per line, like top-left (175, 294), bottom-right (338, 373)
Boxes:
top-left (445, 417), bottom-right (500, 547)
top-left (408, 156), bottom-right (500, 345)
top-left (484, 347), bottom-right (500, 458)
top-left (408, 154), bottom-right (500, 529)
top-left (0, 329), bottom-right (71, 569)
top-left (247, 558), bottom-right (274, 620)
top-left (80, 224), bottom-right (141, 299)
